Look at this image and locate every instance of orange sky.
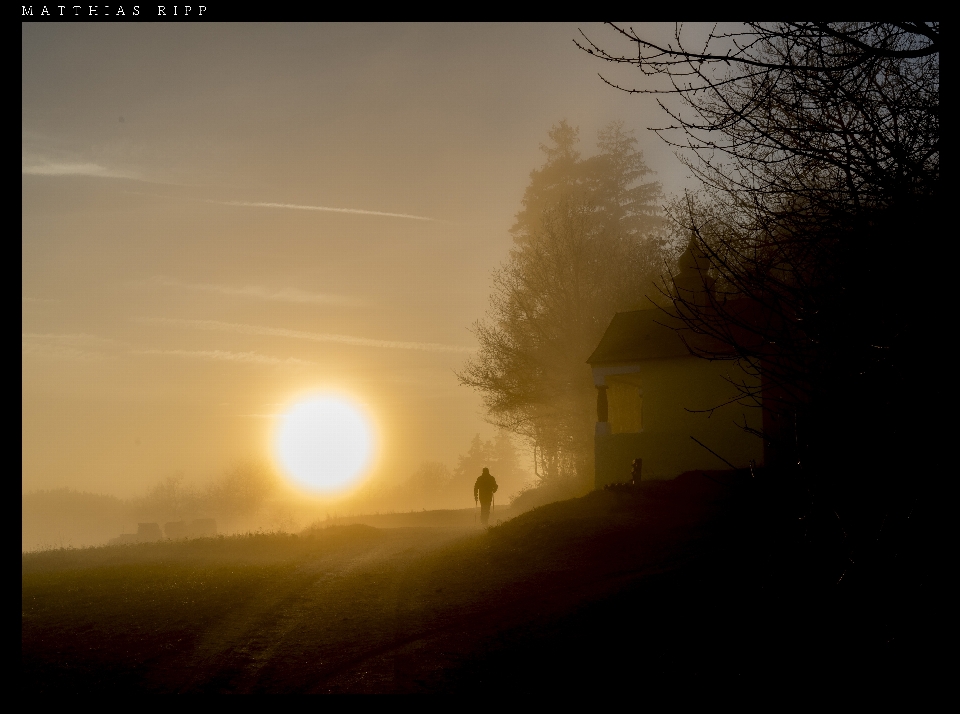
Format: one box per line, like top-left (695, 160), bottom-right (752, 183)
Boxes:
top-left (22, 23), bottom-right (694, 497)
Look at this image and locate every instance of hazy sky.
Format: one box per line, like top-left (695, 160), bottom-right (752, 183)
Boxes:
top-left (22, 22), bottom-right (694, 497)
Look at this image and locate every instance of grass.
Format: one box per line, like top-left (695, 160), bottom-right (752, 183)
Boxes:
top-left (22, 474), bottom-right (932, 694)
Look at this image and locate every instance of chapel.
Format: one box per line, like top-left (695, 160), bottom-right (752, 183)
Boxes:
top-left (587, 240), bottom-right (766, 487)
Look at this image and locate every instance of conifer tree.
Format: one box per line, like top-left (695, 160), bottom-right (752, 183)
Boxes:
top-left (460, 121), bottom-right (666, 486)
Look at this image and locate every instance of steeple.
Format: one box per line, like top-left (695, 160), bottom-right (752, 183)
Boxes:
top-left (673, 236), bottom-right (716, 307)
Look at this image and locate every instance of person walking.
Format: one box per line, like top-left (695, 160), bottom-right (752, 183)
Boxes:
top-left (473, 467), bottom-right (499, 526)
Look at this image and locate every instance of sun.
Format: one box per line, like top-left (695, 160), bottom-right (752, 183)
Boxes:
top-left (274, 393), bottom-right (376, 493)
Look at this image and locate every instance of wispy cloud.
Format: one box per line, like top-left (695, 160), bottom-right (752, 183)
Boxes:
top-left (209, 200), bottom-right (436, 222)
top-left (22, 333), bottom-right (120, 361)
top-left (132, 349), bottom-right (319, 367)
top-left (22, 331), bottom-right (320, 368)
top-left (145, 277), bottom-right (361, 307)
top-left (22, 129), bottom-right (139, 180)
top-left (21, 160), bottom-right (137, 179)
top-left (139, 318), bottom-right (474, 354)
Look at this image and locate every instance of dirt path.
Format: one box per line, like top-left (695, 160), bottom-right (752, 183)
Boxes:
top-left (171, 489), bottom-right (712, 692)
top-left (29, 476), bottom-right (916, 694)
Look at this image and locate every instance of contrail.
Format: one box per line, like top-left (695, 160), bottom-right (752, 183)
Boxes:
top-left (211, 200), bottom-right (436, 222)
top-left (139, 318), bottom-right (474, 354)
top-left (22, 332), bottom-right (120, 361)
top-left (133, 349), bottom-right (319, 367)
top-left (145, 277), bottom-right (361, 306)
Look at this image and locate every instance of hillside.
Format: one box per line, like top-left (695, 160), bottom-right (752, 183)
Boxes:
top-left (21, 472), bottom-right (930, 694)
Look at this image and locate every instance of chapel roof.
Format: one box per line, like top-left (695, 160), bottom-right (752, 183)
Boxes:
top-left (587, 301), bottom-right (766, 366)
top-left (586, 310), bottom-right (689, 365)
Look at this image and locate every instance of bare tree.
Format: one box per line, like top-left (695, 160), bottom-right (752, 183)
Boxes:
top-left (578, 23), bottom-right (938, 466)
top-left (578, 22), bottom-right (940, 582)
top-left (577, 22), bottom-right (938, 214)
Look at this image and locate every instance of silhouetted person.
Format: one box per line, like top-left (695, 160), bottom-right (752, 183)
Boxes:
top-left (474, 467), bottom-right (498, 525)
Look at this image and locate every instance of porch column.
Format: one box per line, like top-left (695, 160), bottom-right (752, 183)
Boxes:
top-left (596, 385), bottom-right (608, 423)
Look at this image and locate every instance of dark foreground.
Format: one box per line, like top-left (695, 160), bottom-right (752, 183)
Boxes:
top-left (22, 473), bottom-right (936, 694)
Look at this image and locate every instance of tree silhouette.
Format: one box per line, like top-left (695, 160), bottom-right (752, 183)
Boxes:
top-left (459, 121), bottom-right (666, 485)
top-left (578, 22), bottom-right (940, 582)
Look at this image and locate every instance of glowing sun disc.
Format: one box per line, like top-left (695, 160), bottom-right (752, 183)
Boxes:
top-left (274, 394), bottom-right (375, 493)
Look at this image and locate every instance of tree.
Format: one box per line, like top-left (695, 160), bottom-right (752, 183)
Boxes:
top-left (459, 121), bottom-right (666, 486)
top-left (451, 432), bottom-right (528, 502)
top-left (578, 23), bottom-right (939, 445)
top-left (405, 461), bottom-right (453, 511)
top-left (512, 120), bottom-right (664, 246)
top-left (578, 23), bottom-right (938, 214)
top-left (205, 461), bottom-right (277, 521)
top-left (578, 22), bottom-right (940, 578)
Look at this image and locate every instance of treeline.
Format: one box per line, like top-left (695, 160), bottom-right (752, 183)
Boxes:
top-left (353, 432), bottom-right (529, 513)
top-left (21, 463), bottom-right (286, 551)
top-left (21, 433), bottom-right (532, 551)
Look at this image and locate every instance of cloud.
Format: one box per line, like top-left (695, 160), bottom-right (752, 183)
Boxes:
top-left (22, 332), bottom-right (320, 368)
top-left (145, 277), bottom-right (362, 307)
top-left (22, 333), bottom-right (121, 361)
top-left (22, 129), bottom-right (139, 180)
top-left (132, 349), bottom-right (319, 367)
top-left (21, 160), bottom-right (137, 179)
top-left (210, 200), bottom-right (436, 222)
top-left (21, 297), bottom-right (60, 304)
top-left (139, 318), bottom-right (474, 354)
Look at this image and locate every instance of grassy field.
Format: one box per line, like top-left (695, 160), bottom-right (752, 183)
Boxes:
top-left (22, 474), bottom-right (930, 694)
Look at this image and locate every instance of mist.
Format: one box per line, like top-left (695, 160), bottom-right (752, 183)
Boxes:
top-left (22, 431), bottom-right (534, 551)
top-left (22, 22), bottom-right (689, 505)
top-left (23, 20), bottom-right (936, 696)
